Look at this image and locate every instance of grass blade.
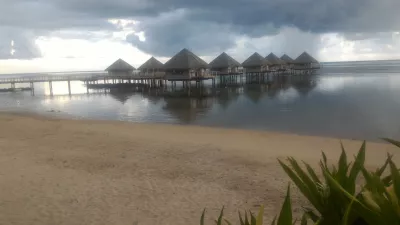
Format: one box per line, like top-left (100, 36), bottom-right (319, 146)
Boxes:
top-left (278, 160), bottom-right (321, 212)
top-left (239, 211), bottom-right (245, 225)
top-left (341, 198), bottom-right (355, 225)
top-left (322, 152), bottom-right (328, 168)
top-left (382, 138), bottom-right (400, 148)
top-left (348, 141), bottom-right (366, 193)
top-left (389, 159), bottom-right (400, 202)
top-left (375, 154), bottom-right (392, 177)
top-left (201, 208), bottom-right (206, 225)
top-left (303, 161), bottom-right (321, 184)
top-left (250, 212), bottom-right (256, 225)
top-left (338, 142), bottom-right (349, 183)
top-left (277, 184), bottom-right (292, 225)
top-left (245, 211), bottom-right (250, 225)
top-left (217, 207), bottom-right (225, 225)
top-left (256, 205), bottom-right (264, 225)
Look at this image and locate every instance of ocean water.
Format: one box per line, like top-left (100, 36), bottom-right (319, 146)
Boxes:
top-left (1, 60), bottom-right (400, 141)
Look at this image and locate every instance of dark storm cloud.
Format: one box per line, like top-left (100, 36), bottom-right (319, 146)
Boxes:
top-left (0, 0), bottom-right (400, 58)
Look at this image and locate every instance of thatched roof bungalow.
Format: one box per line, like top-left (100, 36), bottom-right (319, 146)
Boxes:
top-left (241, 52), bottom-right (271, 73)
top-left (208, 52), bottom-right (241, 75)
top-left (105, 58), bottom-right (135, 76)
top-left (293, 52), bottom-right (320, 69)
top-left (280, 54), bottom-right (295, 64)
top-left (164, 48), bottom-right (209, 80)
top-left (265, 53), bottom-right (286, 69)
top-left (138, 56), bottom-right (165, 77)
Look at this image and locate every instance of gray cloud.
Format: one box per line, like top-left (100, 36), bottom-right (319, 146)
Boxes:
top-left (0, 0), bottom-right (400, 59)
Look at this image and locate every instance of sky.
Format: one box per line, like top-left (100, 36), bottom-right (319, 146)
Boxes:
top-left (1, 0), bottom-right (400, 74)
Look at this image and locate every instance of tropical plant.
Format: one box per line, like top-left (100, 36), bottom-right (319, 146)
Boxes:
top-left (277, 141), bottom-right (369, 224)
top-left (324, 138), bottom-right (400, 225)
top-left (199, 138), bottom-right (400, 225)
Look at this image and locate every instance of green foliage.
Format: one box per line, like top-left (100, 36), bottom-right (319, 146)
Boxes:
top-left (278, 141), bottom-right (367, 225)
top-left (200, 138), bottom-right (400, 225)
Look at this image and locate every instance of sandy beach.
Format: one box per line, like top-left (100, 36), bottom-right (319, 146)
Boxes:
top-left (0, 113), bottom-right (398, 225)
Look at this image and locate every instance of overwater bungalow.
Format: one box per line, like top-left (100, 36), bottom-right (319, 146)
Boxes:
top-left (241, 52), bottom-right (271, 73)
top-left (138, 56), bottom-right (165, 78)
top-left (105, 58), bottom-right (135, 76)
top-left (280, 54), bottom-right (295, 65)
top-left (265, 53), bottom-right (286, 71)
top-left (163, 48), bottom-right (210, 81)
top-left (280, 54), bottom-right (295, 73)
top-left (293, 52), bottom-right (320, 73)
top-left (208, 52), bottom-right (241, 75)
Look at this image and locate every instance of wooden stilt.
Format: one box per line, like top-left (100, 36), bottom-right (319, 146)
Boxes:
top-left (68, 80), bottom-right (71, 95)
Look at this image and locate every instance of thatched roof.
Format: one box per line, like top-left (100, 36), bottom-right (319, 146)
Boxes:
top-left (208, 52), bottom-right (241, 69)
top-left (280, 54), bottom-right (295, 63)
top-left (265, 53), bottom-right (286, 65)
top-left (138, 57), bottom-right (164, 70)
top-left (241, 52), bottom-right (271, 67)
top-left (106, 58), bottom-right (135, 71)
top-left (294, 52), bottom-right (319, 64)
top-left (164, 48), bottom-right (208, 70)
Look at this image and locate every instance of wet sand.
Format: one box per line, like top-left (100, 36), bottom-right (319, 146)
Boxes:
top-left (0, 112), bottom-right (398, 225)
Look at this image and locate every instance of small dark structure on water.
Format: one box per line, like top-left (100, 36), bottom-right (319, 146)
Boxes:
top-left (265, 53), bottom-right (286, 71)
top-left (208, 52), bottom-right (241, 75)
top-left (105, 58), bottom-right (135, 76)
top-left (242, 52), bottom-right (271, 73)
top-left (164, 48), bottom-right (211, 81)
top-left (138, 56), bottom-right (165, 78)
top-left (293, 52), bottom-right (320, 74)
top-left (280, 54), bottom-right (295, 64)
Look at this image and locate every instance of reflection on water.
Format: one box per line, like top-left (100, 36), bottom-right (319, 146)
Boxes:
top-left (1, 71), bottom-right (400, 141)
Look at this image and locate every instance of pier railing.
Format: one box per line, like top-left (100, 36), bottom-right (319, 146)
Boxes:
top-left (0, 73), bottom-right (168, 84)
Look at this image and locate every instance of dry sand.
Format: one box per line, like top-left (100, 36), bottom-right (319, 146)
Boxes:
top-left (0, 112), bottom-right (398, 225)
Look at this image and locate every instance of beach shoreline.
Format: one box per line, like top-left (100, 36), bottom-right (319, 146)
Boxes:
top-left (0, 112), bottom-right (398, 225)
top-left (2, 108), bottom-right (386, 143)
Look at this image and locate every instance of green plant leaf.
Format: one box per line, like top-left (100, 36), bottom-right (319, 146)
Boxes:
top-left (382, 138), bottom-right (400, 148)
top-left (256, 205), bottom-right (264, 225)
top-left (278, 160), bottom-right (321, 212)
top-left (338, 142), bottom-right (349, 180)
top-left (287, 158), bottom-right (322, 208)
top-left (250, 212), bottom-right (256, 225)
top-left (303, 161), bottom-right (321, 184)
top-left (239, 211), bottom-right (245, 225)
top-left (277, 184), bottom-right (292, 225)
top-left (217, 207), bottom-right (224, 225)
top-left (375, 154), bottom-right (392, 177)
top-left (322, 152), bottom-right (328, 168)
top-left (201, 208), bottom-right (206, 225)
top-left (245, 211), bottom-right (250, 225)
top-left (323, 167), bottom-right (381, 224)
top-left (348, 141), bottom-right (366, 193)
top-left (341, 198), bottom-right (355, 225)
top-left (389, 159), bottom-right (400, 203)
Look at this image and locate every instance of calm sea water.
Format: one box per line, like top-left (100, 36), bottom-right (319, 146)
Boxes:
top-left (1, 60), bottom-right (400, 141)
